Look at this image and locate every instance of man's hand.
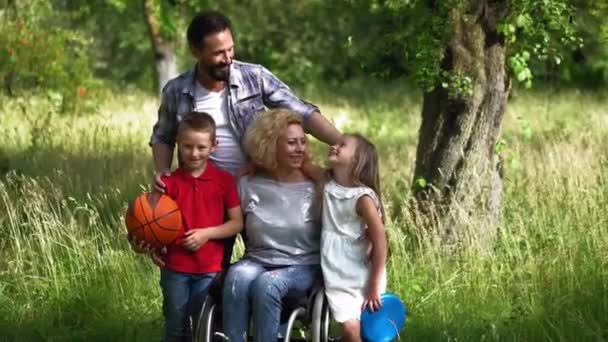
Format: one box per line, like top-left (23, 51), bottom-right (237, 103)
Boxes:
top-left (181, 229), bottom-right (210, 252)
top-left (362, 279), bottom-right (383, 312)
top-left (153, 170), bottom-right (171, 193)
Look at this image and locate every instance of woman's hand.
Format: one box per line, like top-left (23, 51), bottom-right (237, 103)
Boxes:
top-left (181, 229), bottom-right (210, 252)
top-left (301, 152), bottom-right (326, 184)
top-left (362, 279), bottom-right (383, 312)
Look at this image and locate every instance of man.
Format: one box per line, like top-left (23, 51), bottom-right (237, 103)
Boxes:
top-left (150, 10), bottom-right (342, 186)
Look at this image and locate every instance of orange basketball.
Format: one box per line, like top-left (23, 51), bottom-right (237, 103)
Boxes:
top-left (125, 193), bottom-right (182, 250)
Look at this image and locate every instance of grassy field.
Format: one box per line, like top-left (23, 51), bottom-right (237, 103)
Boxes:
top-left (0, 82), bottom-right (607, 341)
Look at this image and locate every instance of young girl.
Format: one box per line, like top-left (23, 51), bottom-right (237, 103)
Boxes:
top-left (319, 133), bottom-right (387, 342)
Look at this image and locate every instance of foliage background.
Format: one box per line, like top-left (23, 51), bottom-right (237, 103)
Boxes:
top-left (1, 0), bottom-right (607, 341)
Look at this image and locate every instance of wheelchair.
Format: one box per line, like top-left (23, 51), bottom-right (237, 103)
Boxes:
top-left (191, 233), bottom-right (342, 342)
top-left (193, 277), bottom-right (341, 342)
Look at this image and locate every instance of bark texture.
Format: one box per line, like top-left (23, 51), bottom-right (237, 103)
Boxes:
top-left (412, 0), bottom-right (511, 246)
top-left (143, 0), bottom-right (178, 95)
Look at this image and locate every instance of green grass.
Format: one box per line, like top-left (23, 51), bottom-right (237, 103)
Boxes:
top-left (1, 83), bottom-right (607, 341)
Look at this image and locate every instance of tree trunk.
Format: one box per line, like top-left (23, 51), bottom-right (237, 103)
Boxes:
top-left (412, 0), bottom-right (511, 246)
top-left (143, 0), bottom-right (178, 95)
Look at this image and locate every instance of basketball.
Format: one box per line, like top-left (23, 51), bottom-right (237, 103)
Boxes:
top-left (125, 192), bottom-right (182, 250)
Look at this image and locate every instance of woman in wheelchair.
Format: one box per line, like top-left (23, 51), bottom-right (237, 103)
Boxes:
top-left (221, 109), bottom-right (322, 342)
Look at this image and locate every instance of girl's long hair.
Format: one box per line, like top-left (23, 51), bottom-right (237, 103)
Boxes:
top-left (349, 133), bottom-right (385, 221)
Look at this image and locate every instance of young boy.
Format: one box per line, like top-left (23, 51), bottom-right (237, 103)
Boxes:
top-left (133, 112), bottom-right (242, 342)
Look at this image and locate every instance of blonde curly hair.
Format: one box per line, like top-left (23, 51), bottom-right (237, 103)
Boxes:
top-left (243, 108), bottom-right (303, 171)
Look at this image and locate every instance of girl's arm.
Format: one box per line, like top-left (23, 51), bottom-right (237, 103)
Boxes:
top-left (358, 195), bottom-right (387, 312)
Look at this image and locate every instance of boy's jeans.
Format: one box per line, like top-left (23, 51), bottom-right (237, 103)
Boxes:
top-left (222, 259), bottom-right (320, 342)
top-left (160, 268), bottom-right (217, 342)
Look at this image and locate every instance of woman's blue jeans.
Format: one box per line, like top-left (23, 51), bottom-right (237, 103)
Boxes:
top-left (160, 268), bottom-right (217, 342)
top-left (222, 259), bottom-right (320, 342)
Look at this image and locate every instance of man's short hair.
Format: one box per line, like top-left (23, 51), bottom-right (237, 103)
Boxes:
top-left (177, 112), bottom-right (217, 141)
top-left (187, 11), bottom-right (232, 49)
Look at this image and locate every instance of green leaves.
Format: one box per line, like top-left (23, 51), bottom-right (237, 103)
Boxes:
top-left (495, 139), bottom-right (507, 154)
top-left (500, 0), bottom-right (581, 87)
top-left (515, 13), bottom-right (532, 29)
top-left (517, 117), bottom-right (534, 142)
top-left (441, 72), bottom-right (474, 99)
top-left (509, 52), bottom-right (533, 88)
top-left (0, 1), bottom-right (95, 110)
top-left (498, 22), bottom-right (517, 44)
top-left (376, 0), bottom-right (582, 92)
top-left (415, 177), bottom-right (428, 190)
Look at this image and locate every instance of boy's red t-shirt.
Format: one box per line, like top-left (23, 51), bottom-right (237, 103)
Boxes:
top-left (160, 161), bottom-right (240, 274)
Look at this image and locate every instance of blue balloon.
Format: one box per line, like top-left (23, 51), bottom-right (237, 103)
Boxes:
top-left (360, 293), bottom-right (406, 342)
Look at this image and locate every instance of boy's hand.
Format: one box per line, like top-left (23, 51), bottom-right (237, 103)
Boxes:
top-left (362, 280), bottom-right (383, 312)
top-left (128, 236), bottom-right (166, 267)
top-left (181, 229), bottom-right (210, 252)
top-left (128, 235), bottom-right (154, 254)
top-left (153, 170), bottom-right (171, 193)
top-left (150, 248), bottom-right (166, 267)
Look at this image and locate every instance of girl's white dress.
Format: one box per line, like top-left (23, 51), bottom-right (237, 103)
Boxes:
top-left (321, 179), bottom-right (386, 323)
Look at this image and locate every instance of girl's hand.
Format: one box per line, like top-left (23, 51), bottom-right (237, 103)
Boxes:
top-left (362, 280), bottom-right (383, 312)
top-left (181, 229), bottom-right (210, 252)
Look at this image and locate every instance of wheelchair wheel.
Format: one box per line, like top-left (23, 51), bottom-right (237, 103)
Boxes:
top-left (194, 295), bottom-right (217, 342)
top-left (310, 290), bottom-right (341, 342)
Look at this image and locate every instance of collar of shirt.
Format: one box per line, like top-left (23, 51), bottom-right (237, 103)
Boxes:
top-left (173, 161), bottom-right (219, 181)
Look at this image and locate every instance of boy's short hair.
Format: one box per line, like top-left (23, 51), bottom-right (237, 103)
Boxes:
top-left (187, 11), bottom-right (232, 49)
top-left (177, 112), bottom-right (216, 141)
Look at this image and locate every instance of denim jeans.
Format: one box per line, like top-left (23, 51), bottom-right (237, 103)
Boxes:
top-left (160, 268), bottom-right (217, 342)
top-left (222, 259), bottom-right (320, 342)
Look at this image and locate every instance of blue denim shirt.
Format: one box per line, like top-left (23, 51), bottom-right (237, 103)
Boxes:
top-left (150, 60), bottom-right (319, 148)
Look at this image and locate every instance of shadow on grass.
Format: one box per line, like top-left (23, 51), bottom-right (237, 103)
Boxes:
top-left (0, 258), bottom-right (163, 342)
top-left (0, 314), bottom-right (161, 342)
top-left (0, 313), bottom-right (161, 342)
top-left (0, 274), bottom-right (163, 342)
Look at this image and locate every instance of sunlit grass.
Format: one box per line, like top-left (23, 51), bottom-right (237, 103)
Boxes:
top-left (1, 83), bottom-right (607, 341)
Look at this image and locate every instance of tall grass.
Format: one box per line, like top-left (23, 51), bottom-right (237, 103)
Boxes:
top-left (1, 84), bottom-right (607, 341)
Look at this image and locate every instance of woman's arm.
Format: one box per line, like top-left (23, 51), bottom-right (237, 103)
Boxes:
top-left (301, 157), bottom-right (326, 185)
top-left (357, 195), bottom-right (387, 312)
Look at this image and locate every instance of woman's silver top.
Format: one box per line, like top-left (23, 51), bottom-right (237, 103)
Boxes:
top-left (239, 175), bottom-right (320, 266)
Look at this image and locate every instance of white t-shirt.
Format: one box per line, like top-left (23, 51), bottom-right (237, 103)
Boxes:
top-left (194, 82), bottom-right (246, 175)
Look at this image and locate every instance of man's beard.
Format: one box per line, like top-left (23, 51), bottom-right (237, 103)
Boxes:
top-left (207, 63), bottom-right (231, 82)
